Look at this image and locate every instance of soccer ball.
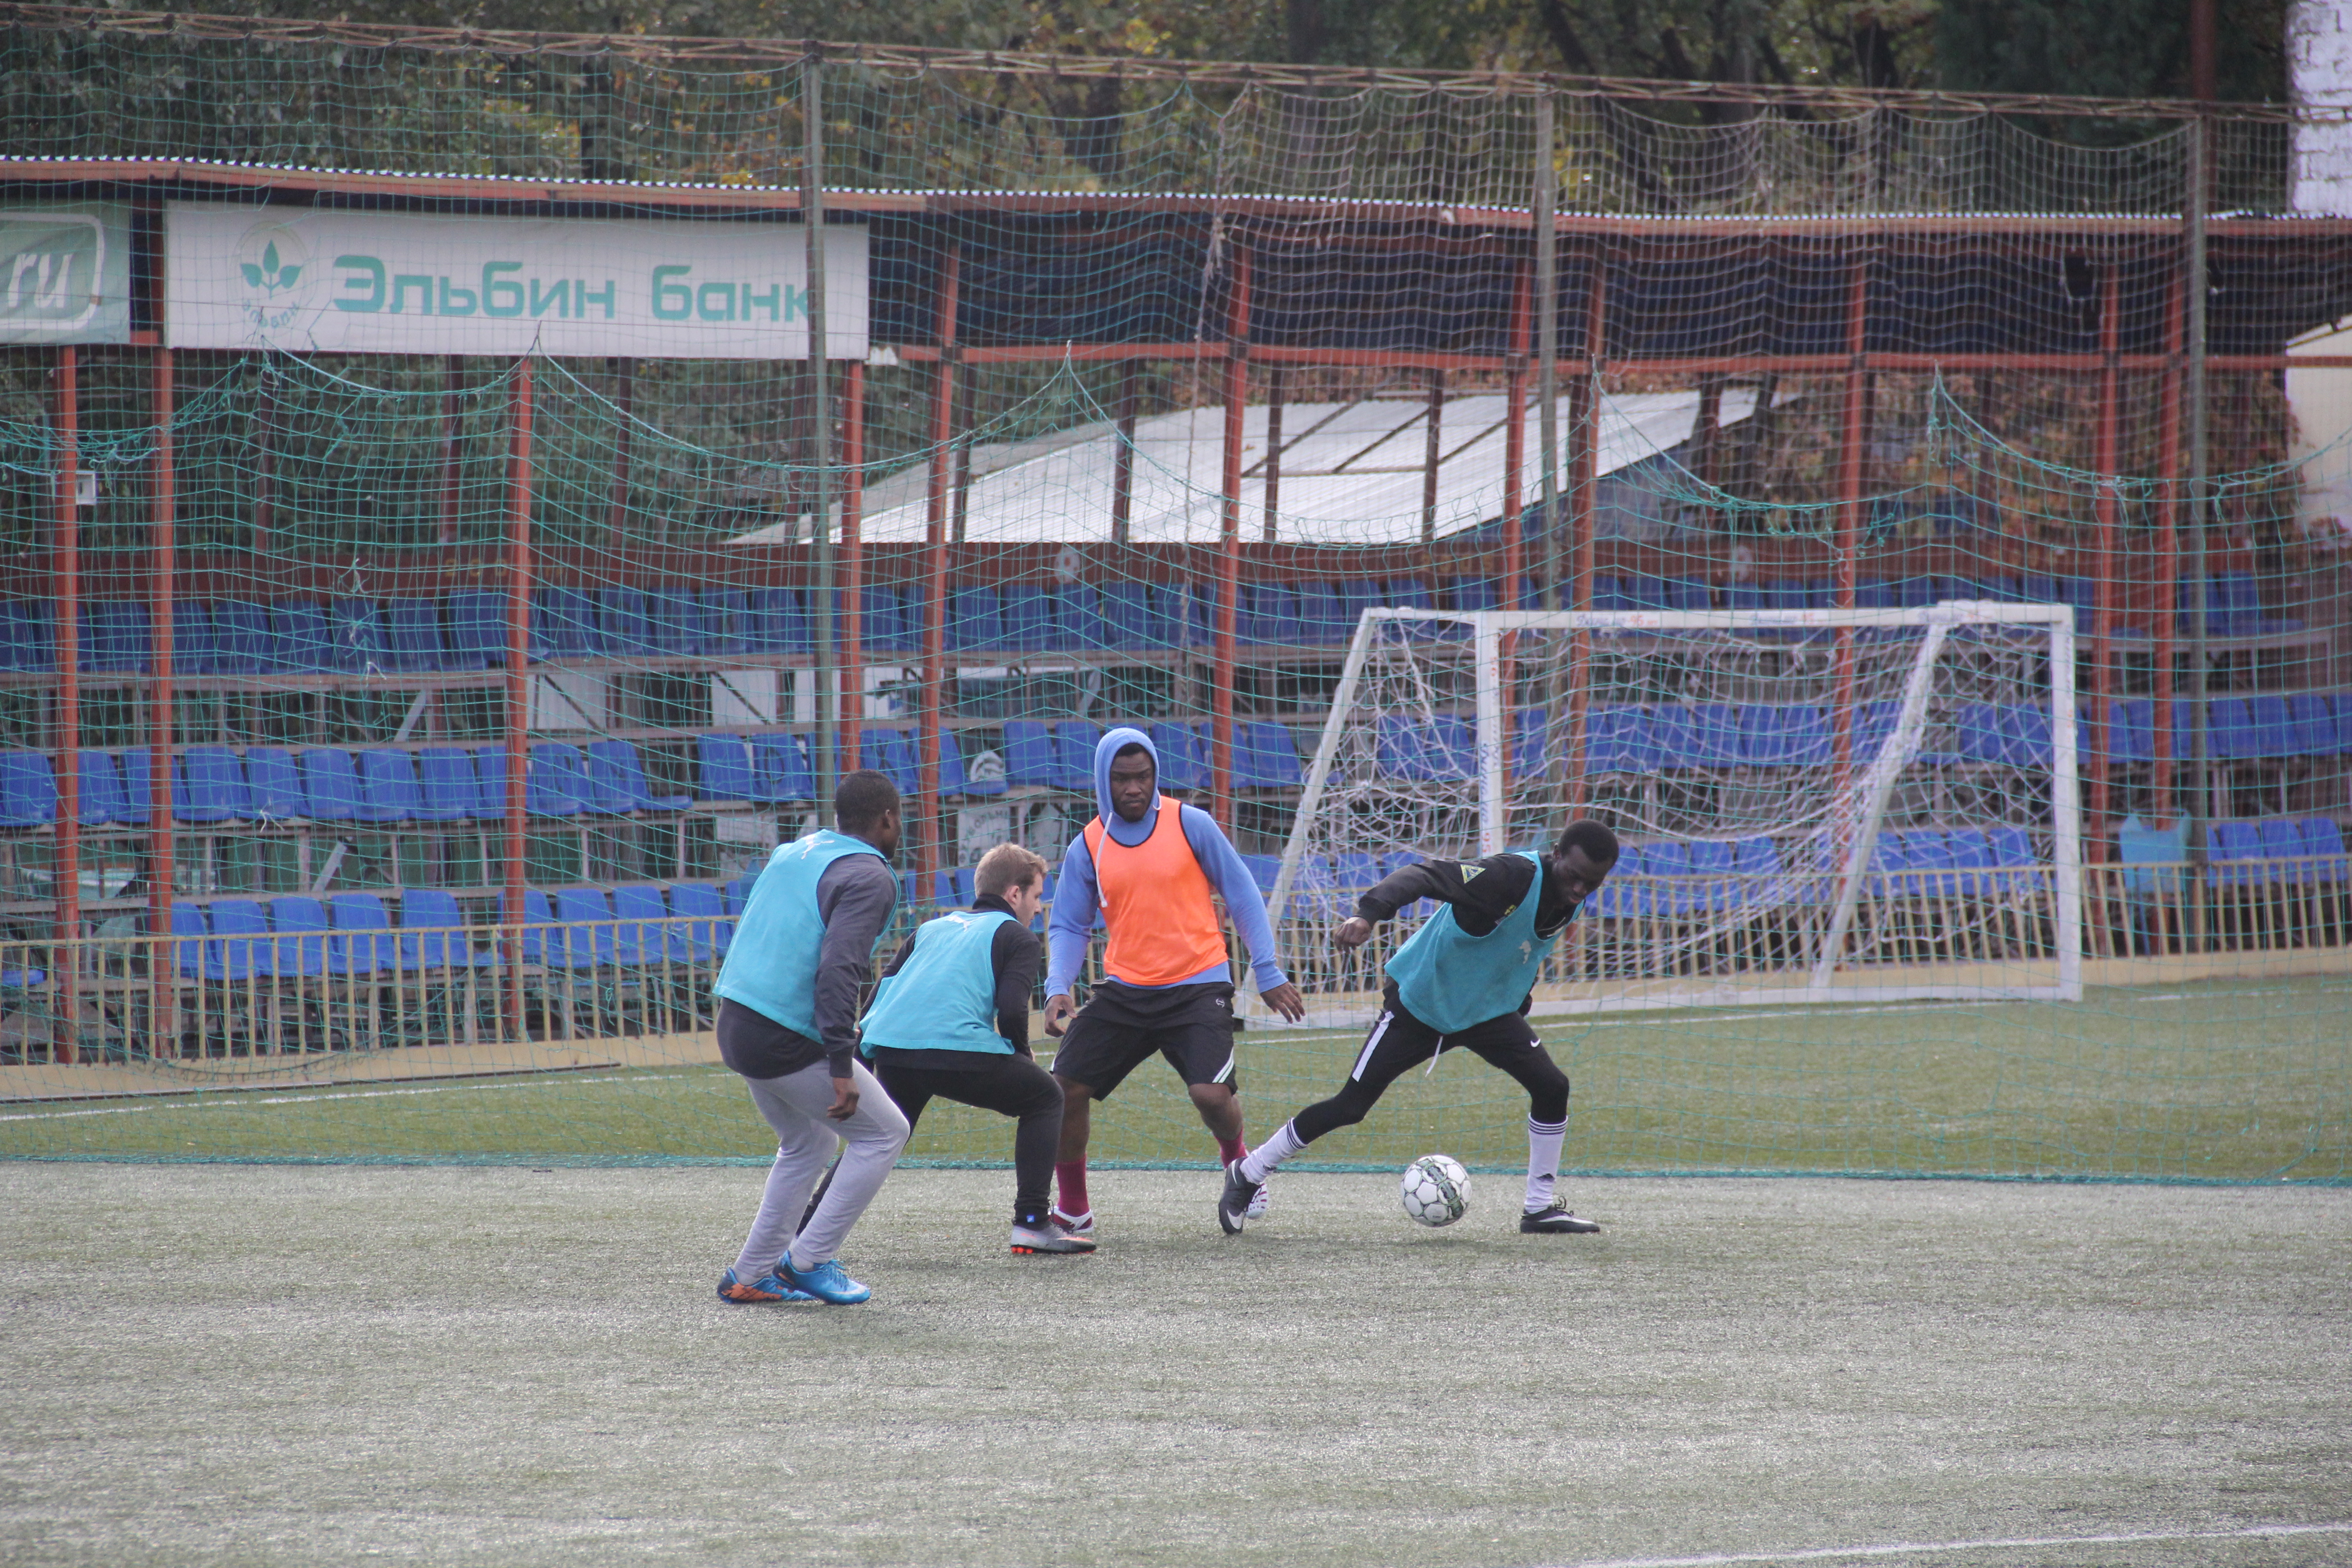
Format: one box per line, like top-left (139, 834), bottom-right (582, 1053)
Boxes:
top-left (1399, 1153), bottom-right (1470, 1227)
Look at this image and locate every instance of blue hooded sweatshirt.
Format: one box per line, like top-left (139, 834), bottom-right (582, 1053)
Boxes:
top-left (1044, 725), bottom-right (1289, 999)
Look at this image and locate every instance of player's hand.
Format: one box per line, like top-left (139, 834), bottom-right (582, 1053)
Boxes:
top-left (1260, 981), bottom-right (1306, 1023)
top-left (1044, 993), bottom-right (1076, 1038)
top-left (1333, 916), bottom-right (1374, 951)
top-left (825, 1077), bottom-right (860, 1120)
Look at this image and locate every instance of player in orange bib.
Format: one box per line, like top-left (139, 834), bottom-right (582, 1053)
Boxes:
top-left (1041, 726), bottom-right (1306, 1240)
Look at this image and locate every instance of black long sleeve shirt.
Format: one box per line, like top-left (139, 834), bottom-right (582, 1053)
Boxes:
top-left (873, 892), bottom-right (1043, 1063)
top-left (1358, 852), bottom-right (1582, 938)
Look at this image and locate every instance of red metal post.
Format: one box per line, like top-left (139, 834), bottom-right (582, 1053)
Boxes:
top-left (52, 346), bottom-right (80, 1064)
top-left (437, 354), bottom-right (462, 546)
top-left (149, 346), bottom-right (177, 1055)
top-left (1213, 243), bottom-right (1252, 833)
top-left (2089, 261), bottom-right (2123, 843)
top-left (840, 358), bottom-right (866, 791)
top-left (606, 357), bottom-right (635, 547)
top-left (1261, 365), bottom-right (1283, 542)
top-left (2153, 281), bottom-right (2185, 821)
top-left (502, 358), bottom-right (535, 1040)
top-left (918, 244), bottom-right (961, 900)
top-left (1560, 255), bottom-right (1603, 815)
top-left (1421, 367), bottom-right (1443, 545)
top-left (1829, 253), bottom-right (1871, 786)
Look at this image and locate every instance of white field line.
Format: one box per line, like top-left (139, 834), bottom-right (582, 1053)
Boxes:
top-left (1540, 1520), bottom-right (2352, 1568)
top-left (0, 1072), bottom-right (703, 1123)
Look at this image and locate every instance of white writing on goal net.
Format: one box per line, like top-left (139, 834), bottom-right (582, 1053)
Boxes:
top-left (1263, 602), bottom-right (2080, 1025)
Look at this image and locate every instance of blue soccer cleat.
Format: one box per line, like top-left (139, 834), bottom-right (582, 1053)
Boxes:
top-left (779, 1256), bottom-right (872, 1305)
top-left (717, 1266), bottom-right (814, 1303)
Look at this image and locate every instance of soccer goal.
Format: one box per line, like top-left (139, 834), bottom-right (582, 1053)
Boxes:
top-left (1263, 601), bottom-right (2081, 1022)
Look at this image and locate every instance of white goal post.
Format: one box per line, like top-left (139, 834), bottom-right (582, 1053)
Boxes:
top-left (1259, 601), bottom-right (2081, 1023)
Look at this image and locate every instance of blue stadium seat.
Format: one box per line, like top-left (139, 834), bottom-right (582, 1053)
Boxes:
top-left (645, 587), bottom-right (703, 656)
top-left (668, 882), bottom-right (736, 957)
top-left (1236, 723), bottom-right (1304, 788)
top-left (382, 600), bottom-right (447, 672)
top-left (241, 748), bottom-right (304, 819)
top-left (933, 729), bottom-right (977, 798)
top-left (175, 746), bottom-right (249, 823)
top-left (587, 740), bottom-right (691, 812)
top-left (74, 751), bottom-right (126, 827)
top-left (415, 748), bottom-right (484, 822)
top-left (1510, 706), bottom-right (1549, 777)
top-left (1586, 706), bottom-right (1660, 776)
top-left (611, 884), bottom-right (703, 965)
top-left (2205, 699), bottom-right (2259, 761)
top-left (1386, 578), bottom-right (1434, 611)
top-left (749, 734), bottom-right (813, 803)
top-left (1686, 704), bottom-right (1744, 769)
top-left (115, 747), bottom-right (155, 825)
top-left (1051, 723), bottom-right (1102, 792)
top-left (533, 587), bottom-right (603, 659)
top-left (1740, 705), bottom-right (1830, 767)
top-left (1733, 835), bottom-right (1783, 884)
top-left (271, 599), bottom-right (336, 672)
top-left (743, 588), bottom-right (810, 655)
top-left (204, 899), bottom-right (273, 982)
top-left (209, 600), bottom-right (278, 674)
top-left (0, 600), bottom-right (55, 671)
top-left (1146, 722), bottom-right (1210, 789)
top-left (79, 600), bottom-right (150, 673)
top-left (1958, 704), bottom-right (2051, 768)
top-left (552, 888), bottom-right (621, 966)
top-left (472, 749), bottom-right (509, 818)
top-left (295, 750), bottom-right (361, 822)
top-left (446, 591), bottom-right (508, 669)
top-left (696, 589), bottom-right (750, 656)
top-left (1238, 583), bottom-right (1295, 646)
top-left (949, 587), bottom-right (1005, 652)
top-left (2209, 820), bottom-right (2268, 887)
top-left (2245, 696), bottom-right (2295, 757)
top-left (1375, 715), bottom-right (1473, 781)
top-left (2301, 818), bottom-right (2349, 881)
top-left (860, 585), bottom-right (914, 652)
top-left (1000, 585), bottom-right (1060, 652)
top-left (1642, 842), bottom-right (1698, 916)
top-left (353, 750), bottom-right (421, 823)
top-left (1333, 580), bottom-right (1383, 635)
top-left (526, 743), bottom-right (590, 816)
top-left (267, 897), bottom-right (332, 978)
top-left (325, 892), bottom-right (397, 975)
top-left (1061, 585), bottom-right (1112, 651)
top-left (2258, 817), bottom-right (2308, 883)
top-left (1003, 720), bottom-right (1058, 788)
top-left (166, 600), bottom-right (218, 676)
top-left (2101, 699), bottom-right (2155, 764)
top-left (0, 754), bottom-right (56, 826)
top-left (859, 728), bottom-right (918, 793)
top-left (696, 734), bottom-right (755, 802)
top-left (1292, 583), bottom-right (1352, 646)
top-left (162, 902), bottom-right (206, 975)
top-left (598, 588), bottom-right (656, 657)
top-left (1649, 706), bottom-right (1698, 772)
top-left (397, 888), bottom-right (490, 971)
top-left (2287, 693), bottom-right (2338, 756)
top-left (1101, 582), bottom-right (1168, 651)
top-left (327, 598), bottom-right (388, 672)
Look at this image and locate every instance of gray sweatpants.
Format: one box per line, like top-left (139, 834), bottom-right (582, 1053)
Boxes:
top-left (731, 1058), bottom-right (909, 1278)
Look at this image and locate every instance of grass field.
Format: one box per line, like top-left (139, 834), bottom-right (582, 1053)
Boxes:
top-left (3, 979), bottom-right (2344, 1182)
top-left (0, 1165), bottom-right (2345, 1567)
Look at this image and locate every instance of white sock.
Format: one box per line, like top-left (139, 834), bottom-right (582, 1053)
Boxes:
top-left (1239, 1120), bottom-right (1306, 1184)
top-left (1524, 1115), bottom-right (1566, 1213)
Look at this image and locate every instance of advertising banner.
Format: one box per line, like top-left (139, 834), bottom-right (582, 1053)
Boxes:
top-left (165, 204), bottom-right (867, 359)
top-left (0, 204), bottom-right (133, 345)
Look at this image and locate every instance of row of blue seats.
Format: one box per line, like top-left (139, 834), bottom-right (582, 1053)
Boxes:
top-left (2208, 818), bottom-right (2352, 887)
top-left (0, 741), bottom-right (692, 829)
top-left (16, 571), bottom-right (2307, 677)
top-left (997, 720), bottom-right (1304, 792)
top-left (160, 883), bottom-right (743, 980)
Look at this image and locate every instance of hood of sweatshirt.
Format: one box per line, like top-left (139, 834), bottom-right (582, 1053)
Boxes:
top-left (1093, 725), bottom-right (1161, 848)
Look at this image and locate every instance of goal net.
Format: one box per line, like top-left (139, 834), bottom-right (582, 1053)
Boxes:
top-left (1265, 601), bottom-right (2080, 1024)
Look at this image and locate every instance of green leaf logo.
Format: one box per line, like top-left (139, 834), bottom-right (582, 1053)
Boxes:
top-left (240, 262), bottom-right (263, 288)
top-left (276, 265), bottom-right (300, 288)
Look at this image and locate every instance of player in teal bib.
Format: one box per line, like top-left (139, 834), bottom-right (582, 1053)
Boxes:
top-left (1220, 819), bottom-right (1622, 1237)
top-left (860, 843), bottom-right (1092, 1255)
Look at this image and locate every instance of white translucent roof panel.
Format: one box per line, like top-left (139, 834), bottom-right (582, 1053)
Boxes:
top-left (734, 388), bottom-right (1758, 547)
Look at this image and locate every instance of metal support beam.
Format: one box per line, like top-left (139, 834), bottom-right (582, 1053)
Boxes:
top-left (919, 243), bottom-right (963, 903)
top-left (148, 344), bottom-right (177, 1056)
top-left (501, 357), bottom-right (534, 1041)
top-left (804, 51), bottom-right (836, 816)
top-left (1212, 242), bottom-right (1252, 833)
top-left (51, 346), bottom-right (79, 1064)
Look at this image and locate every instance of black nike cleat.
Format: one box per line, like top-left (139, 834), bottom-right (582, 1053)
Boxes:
top-left (1519, 1196), bottom-right (1602, 1234)
top-left (1218, 1161), bottom-right (1261, 1235)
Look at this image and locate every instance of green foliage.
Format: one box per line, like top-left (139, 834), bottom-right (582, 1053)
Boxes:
top-left (1938, 0), bottom-right (2287, 109)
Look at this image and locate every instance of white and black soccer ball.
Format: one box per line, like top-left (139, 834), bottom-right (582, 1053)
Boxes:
top-left (1399, 1153), bottom-right (1470, 1227)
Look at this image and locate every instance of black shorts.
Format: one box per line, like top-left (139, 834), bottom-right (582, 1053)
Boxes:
top-left (1349, 980), bottom-right (1540, 1087)
top-left (1049, 980), bottom-right (1240, 1099)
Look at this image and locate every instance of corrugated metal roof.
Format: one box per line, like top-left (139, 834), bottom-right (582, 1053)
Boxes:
top-left (742, 388), bottom-right (1759, 547)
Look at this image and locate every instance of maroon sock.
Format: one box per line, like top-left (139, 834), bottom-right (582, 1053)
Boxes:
top-left (1216, 1133), bottom-right (1248, 1167)
top-left (1054, 1161), bottom-right (1090, 1216)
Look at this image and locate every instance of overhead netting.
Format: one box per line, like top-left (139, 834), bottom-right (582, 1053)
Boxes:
top-left (0, 10), bottom-right (2343, 1179)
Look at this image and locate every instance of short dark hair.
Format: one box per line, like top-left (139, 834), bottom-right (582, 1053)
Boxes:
top-left (834, 769), bottom-right (900, 833)
top-left (1556, 818), bottom-right (1620, 867)
top-left (1111, 741), bottom-right (1154, 768)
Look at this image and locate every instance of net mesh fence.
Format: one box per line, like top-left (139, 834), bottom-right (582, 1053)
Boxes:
top-left (0, 8), bottom-right (2343, 1179)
